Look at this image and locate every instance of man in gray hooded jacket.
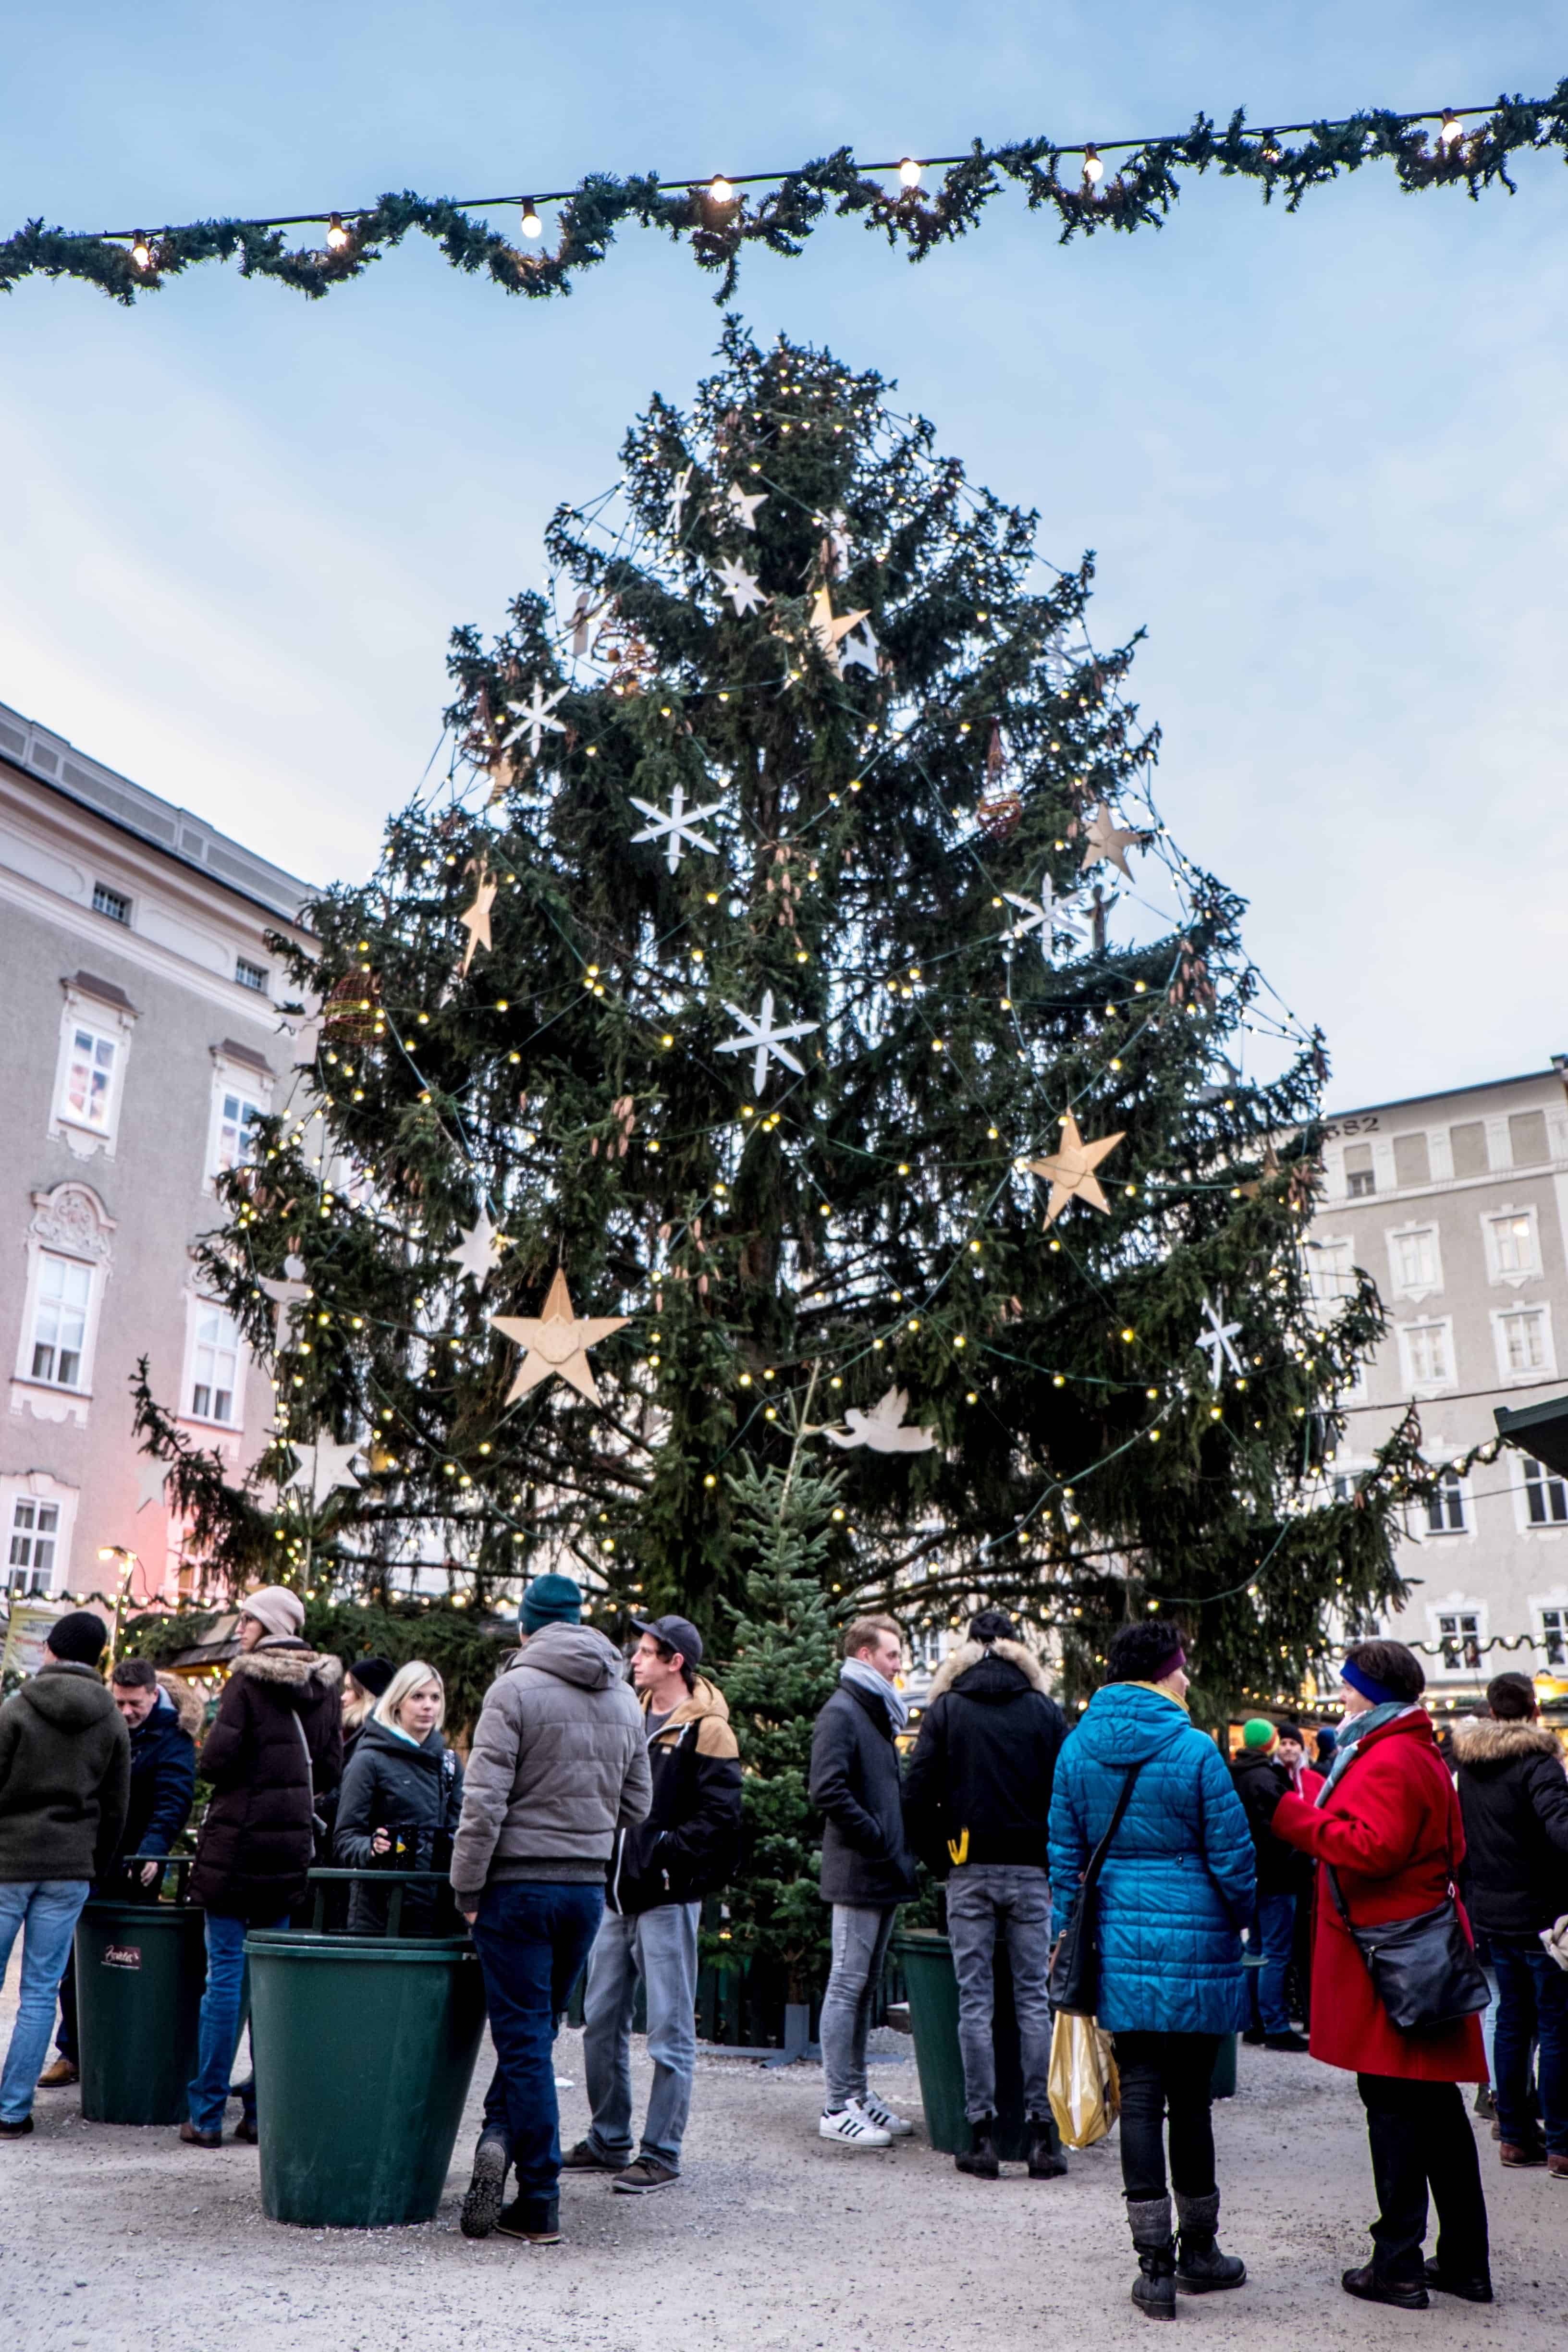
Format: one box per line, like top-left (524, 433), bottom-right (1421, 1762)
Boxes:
top-left (452, 1574), bottom-right (649, 2245)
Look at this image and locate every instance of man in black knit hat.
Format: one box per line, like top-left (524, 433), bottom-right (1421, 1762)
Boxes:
top-left (0, 1611), bottom-right (129, 2136)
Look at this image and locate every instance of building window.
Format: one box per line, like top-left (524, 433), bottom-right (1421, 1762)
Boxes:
top-left (189, 1307), bottom-right (240, 1425)
top-left (235, 957), bottom-right (269, 994)
top-left (1508, 1109), bottom-right (1549, 1168)
top-left (1487, 1210), bottom-right (1538, 1280)
top-left (1307, 1239), bottom-right (1354, 1307)
top-left (92, 882), bottom-right (131, 925)
top-left (1401, 1320), bottom-right (1454, 1388)
top-left (7, 1498), bottom-right (60, 1593)
top-left (60, 1024), bottom-right (118, 1132)
top-left (1435, 1606), bottom-right (1481, 1667)
top-left (1496, 1306), bottom-right (1552, 1380)
top-left (1523, 1458), bottom-right (1568, 1527)
top-left (1390, 1226), bottom-right (1439, 1293)
top-left (29, 1254), bottom-right (92, 1386)
top-left (1542, 1607), bottom-right (1568, 1668)
top-left (214, 1091), bottom-right (262, 1174)
top-left (1427, 1471), bottom-right (1468, 1536)
top-left (1392, 1133), bottom-right (1430, 1188)
top-left (1344, 1142), bottom-right (1375, 1197)
top-left (1449, 1121), bottom-right (1490, 1178)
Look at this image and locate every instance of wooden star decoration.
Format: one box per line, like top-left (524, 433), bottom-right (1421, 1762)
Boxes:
top-left (459, 868), bottom-right (498, 974)
top-left (1079, 803), bottom-right (1150, 881)
top-left (134, 1455), bottom-right (171, 1514)
top-left (1239, 1139), bottom-right (1282, 1200)
top-left (1028, 1112), bottom-right (1127, 1225)
top-left (725, 481), bottom-right (768, 530)
top-left (286, 1435), bottom-right (365, 1509)
top-left (448, 1206), bottom-right (507, 1287)
top-left (490, 1269), bottom-right (630, 1407)
top-left (808, 587), bottom-right (871, 674)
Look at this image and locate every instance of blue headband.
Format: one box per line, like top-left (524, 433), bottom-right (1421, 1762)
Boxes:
top-left (1341, 1656), bottom-right (1404, 1707)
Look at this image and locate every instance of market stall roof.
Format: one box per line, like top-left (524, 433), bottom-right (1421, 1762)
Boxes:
top-left (1494, 1391), bottom-right (1568, 1480)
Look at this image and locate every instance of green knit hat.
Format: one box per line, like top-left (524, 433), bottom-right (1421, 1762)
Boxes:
top-left (1242, 1717), bottom-right (1279, 1752)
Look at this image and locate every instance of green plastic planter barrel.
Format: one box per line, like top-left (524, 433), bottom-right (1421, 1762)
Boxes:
top-left (246, 1916), bottom-right (485, 2228)
top-left (893, 1928), bottom-right (1031, 2161)
top-left (75, 1875), bottom-right (207, 2125)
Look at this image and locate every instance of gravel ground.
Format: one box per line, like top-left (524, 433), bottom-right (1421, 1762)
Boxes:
top-left (0, 1990), bottom-right (1557, 2352)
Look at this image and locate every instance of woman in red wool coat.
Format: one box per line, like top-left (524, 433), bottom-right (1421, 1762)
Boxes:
top-left (1273, 1638), bottom-right (1490, 2314)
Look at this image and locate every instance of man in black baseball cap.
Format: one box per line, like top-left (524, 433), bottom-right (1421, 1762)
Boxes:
top-left (563, 1612), bottom-right (741, 2194)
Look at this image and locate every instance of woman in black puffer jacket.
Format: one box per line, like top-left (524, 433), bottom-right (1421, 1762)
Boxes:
top-left (332, 1660), bottom-right (464, 1934)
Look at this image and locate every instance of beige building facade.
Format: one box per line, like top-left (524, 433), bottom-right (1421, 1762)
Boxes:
top-left (1312, 1064), bottom-right (1568, 1708)
top-left (0, 698), bottom-right (311, 1611)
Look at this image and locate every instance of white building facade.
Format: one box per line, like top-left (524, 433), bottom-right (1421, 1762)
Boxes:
top-left (0, 699), bottom-right (311, 1609)
top-left (1312, 1065), bottom-right (1568, 1710)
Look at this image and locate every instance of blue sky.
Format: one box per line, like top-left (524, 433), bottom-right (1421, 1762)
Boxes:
top-left (3, 2), bottom-right (1565, 1107)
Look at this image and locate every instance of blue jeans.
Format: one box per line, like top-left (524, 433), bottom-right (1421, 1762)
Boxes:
top-left (0, 1881), bottom-right (90, 2124)
top-left (1255, 1893), bottom-right (1297, 2036)
top-left (1492, 1939), bottom-right (1568, 2156)
top-left (472, 1880), bottom-right (604, 2213)
top-left (820, 1904), bottom-right (897, 2109)
top-left (946, 1863), bottom-right (1054, 2122)
top-left (583, 1901), bottom-right (700, 2168)
top-left (187, 1911), bottom-right (285, 2135)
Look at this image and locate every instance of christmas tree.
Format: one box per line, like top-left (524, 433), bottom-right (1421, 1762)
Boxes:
top-left (136, 318), bottom-right (1416, 1713)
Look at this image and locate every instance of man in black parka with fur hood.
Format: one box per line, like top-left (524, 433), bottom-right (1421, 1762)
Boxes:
top-left (1453, 1671), bottom-right (1568, 2175)
top-left (184, 1587), bottom-right (342, 2146)
top-left (904, 1609), bottom-right (1070, 2180)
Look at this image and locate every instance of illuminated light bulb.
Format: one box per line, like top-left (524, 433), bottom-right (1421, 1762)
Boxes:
top-left (520, 198), bottom-right (543, 239)
top-left (325, 213), bottom-right (351, 252)
top-left (130, 232), bottom-right (153, 271)
top-left (1438, 109), bottom-right (1463, 148)
top-left (898, 157), bottom-right (922, 189)
top-left (709, 174), bottom-right (734, 203)
top-left (1081, 146), bottom-right (1104, 185)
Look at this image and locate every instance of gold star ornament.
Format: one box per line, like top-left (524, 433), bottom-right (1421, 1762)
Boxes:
top-left (808, 587), bottom-right (871, 674)
top-left (490, 1269), bottom-right (630, 1407)
top-left (1079, 802), bottom-right (1150, 880)
top-left (1028, 1111), bottom-right (1126, 1225)
top-left (459, 867), bottom-right (499, 974)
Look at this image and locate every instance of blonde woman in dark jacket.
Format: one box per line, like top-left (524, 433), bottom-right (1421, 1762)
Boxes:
top-left (333, 1661), bottom-right (463, 1933)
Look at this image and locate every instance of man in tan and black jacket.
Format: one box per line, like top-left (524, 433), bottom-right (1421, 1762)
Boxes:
top-left (451, 1574), bottom-right (649, 2244)
top-left (564, 1614), bottom-right (741, 2194)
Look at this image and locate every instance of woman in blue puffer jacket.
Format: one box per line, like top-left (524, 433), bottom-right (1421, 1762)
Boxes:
top-left (1050, 1619), bottom-right (1256, 2321)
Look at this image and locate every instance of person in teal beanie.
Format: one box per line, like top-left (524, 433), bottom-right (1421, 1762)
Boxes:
top-left (519, 1573), bottom-right (584, 1634)
top-left (1049, 1620), bottom-right (1255, 2319)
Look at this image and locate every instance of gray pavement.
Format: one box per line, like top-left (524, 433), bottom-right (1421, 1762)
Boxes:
top-left (0, 1999), bottom-right (1557, 2351)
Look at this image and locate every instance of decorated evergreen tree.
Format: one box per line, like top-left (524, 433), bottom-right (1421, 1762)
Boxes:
top-left (136, 318), bottom-right (1422, 1715)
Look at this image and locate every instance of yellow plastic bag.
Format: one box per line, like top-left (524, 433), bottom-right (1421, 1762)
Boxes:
top-left (1047, 2009), bottom-right (1121, 2150)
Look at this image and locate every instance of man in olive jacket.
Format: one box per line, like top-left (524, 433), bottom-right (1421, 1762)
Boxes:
top-left (808, 1614), bottom-right (918, 2148)
top-left (451, 1575), bottom-right (650, 2246)
top-left (0, 1611), bottom-right (129, 2135)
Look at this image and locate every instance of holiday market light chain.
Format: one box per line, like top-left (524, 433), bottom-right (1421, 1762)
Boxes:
top-left (7, 83), bottom-right (1568, 307)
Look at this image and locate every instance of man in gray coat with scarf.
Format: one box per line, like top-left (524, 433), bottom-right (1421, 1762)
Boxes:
top-left (451, 1574), bottom-right (650, 2246)
top-left (808, 1614), bottom-right (918, 2147)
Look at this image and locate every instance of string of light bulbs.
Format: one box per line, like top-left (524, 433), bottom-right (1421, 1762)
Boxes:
top-left (5, 82), bottom-right (1565, 308)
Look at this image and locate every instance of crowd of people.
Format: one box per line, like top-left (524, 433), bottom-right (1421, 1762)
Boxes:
top-left (0, 1580), bottom-right (1564, 2316)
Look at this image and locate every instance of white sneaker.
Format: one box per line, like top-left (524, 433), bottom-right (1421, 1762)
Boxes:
top-left (858, 2090), bottom-right (914, 2138)
top-left (818, 2101), bottom-right (891, 2147)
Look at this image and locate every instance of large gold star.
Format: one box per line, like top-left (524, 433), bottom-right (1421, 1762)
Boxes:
top-left (1079, 802), bottom-right (1149, 880)
top-left (808, 586), bottom-right (871, 674)
top-left (459, 868), bottom-right (498, 974)
top-left (1028, 1112), bottom-right (1126, 1226)
top-left (490, 1270), bottom-right (629, 1407)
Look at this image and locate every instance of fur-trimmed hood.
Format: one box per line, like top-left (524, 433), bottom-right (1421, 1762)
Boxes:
top-left (928, 1636), bottom-right (1049, 1704)
top-left (229, 1642), bottom-right (343, 1692)
top-left (1451, 1715), bottom-right (1564, 1769)
top-left (154, 1672), bottom-right (206, 1740)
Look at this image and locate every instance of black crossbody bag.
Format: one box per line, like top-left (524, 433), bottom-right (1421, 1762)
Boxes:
top-left (1048, 1764), bottom-right (1142, 2016)
top-left (1323, 1825), bottom-right (1489, 2034)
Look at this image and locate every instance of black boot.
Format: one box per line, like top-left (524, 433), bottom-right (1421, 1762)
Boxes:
top-left (460, 2130), bottom-right (509, 2240)
top-left (1174, 2189), bottom-right (1246, 2291)
top-left (1127, 2195), bottom-right (1177, 2321)
top-left (955, 2116), bottom-right (1000, 2179)
top-left (1027, 2114), bottom-right (1067, 2180)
